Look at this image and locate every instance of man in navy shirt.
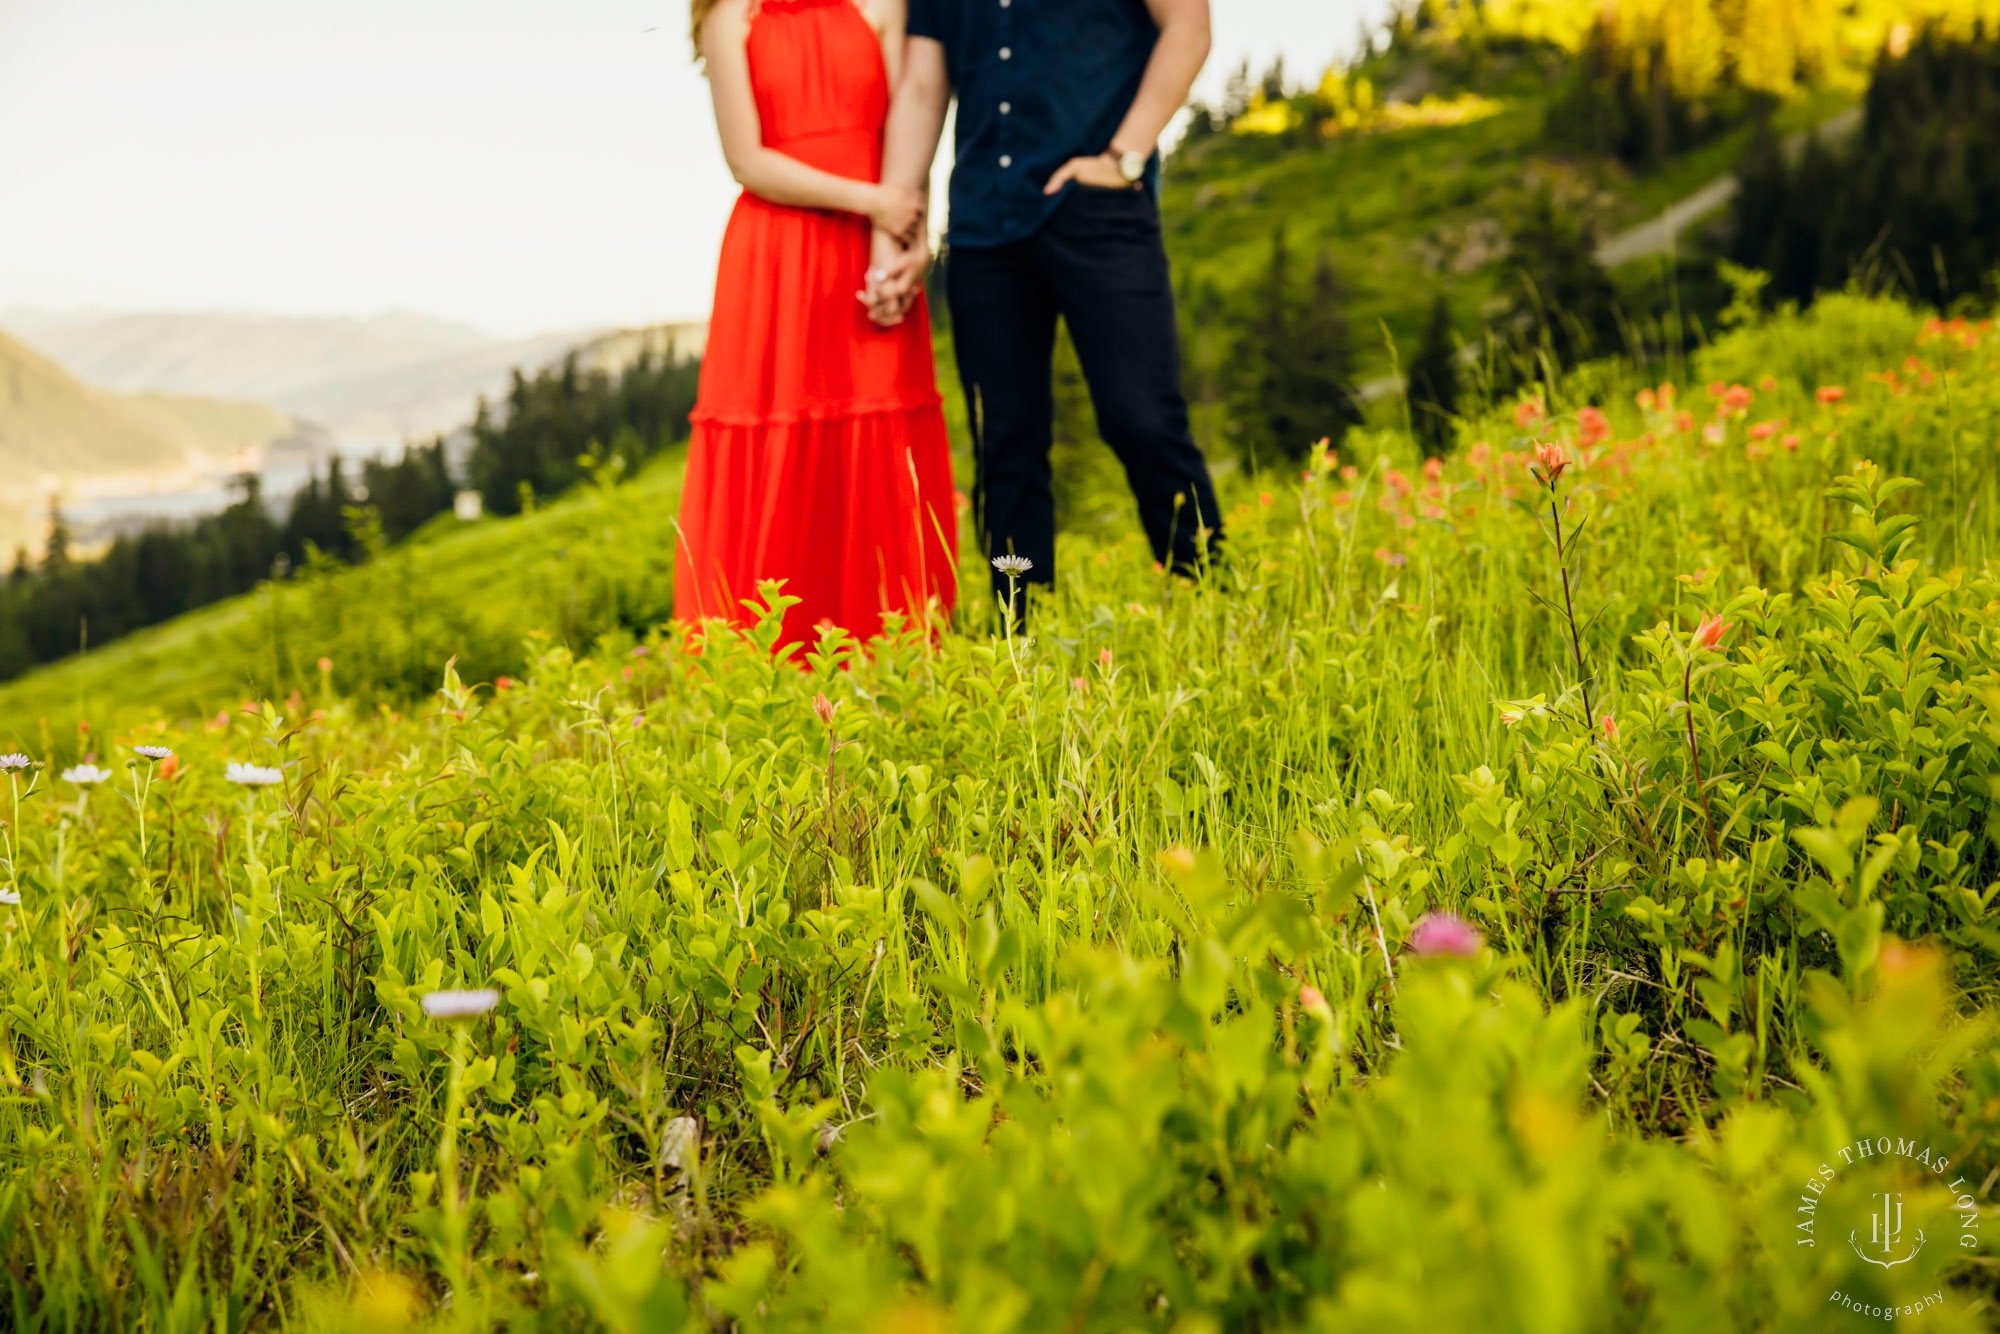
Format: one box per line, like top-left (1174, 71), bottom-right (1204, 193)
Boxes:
top-left (867, 0), bottom-right (1221, 623)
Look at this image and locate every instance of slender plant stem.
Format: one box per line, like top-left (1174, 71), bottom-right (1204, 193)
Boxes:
top-left (1547, 487), bottom-right (1598, 730)
top-left (1682, 655), bottom-right (1723, 861)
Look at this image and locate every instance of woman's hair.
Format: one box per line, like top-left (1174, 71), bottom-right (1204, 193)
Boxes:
top-left (689, 0), bottom-right (721, 59)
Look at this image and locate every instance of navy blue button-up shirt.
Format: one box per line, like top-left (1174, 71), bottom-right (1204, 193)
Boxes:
top-left (908, 0), bottom-right (1160, 249)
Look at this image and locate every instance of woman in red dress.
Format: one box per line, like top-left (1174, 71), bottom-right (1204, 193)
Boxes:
top-left (678, 0), bottom-right (958, 653)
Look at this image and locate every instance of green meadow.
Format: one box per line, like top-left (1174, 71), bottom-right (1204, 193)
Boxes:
top-left (2, 293), bottom-right (1998, 1329)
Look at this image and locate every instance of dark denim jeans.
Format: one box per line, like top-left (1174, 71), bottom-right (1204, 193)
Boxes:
top-left (947, 184), bottom-right (1223, 615)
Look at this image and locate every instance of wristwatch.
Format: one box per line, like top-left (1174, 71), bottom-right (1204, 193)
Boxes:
top-left (1111, 148), bottom-right (1148, 183)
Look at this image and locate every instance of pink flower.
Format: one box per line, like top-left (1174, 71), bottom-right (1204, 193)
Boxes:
top-left (812, 693), bottom-right (840, 727)
top-left (1299, 984), bottom-right (1330, 1015)
top-left (1723, 384), bottom-right (1753, 412)
top-left (1600, 714), bottom-right (1618, 739)
top-left (1748, 420), bottom-right (1781, 441)
top-left (1675, 411), bottom-right (1696, 433)
top-left (1423, 457), bottom-right (1444, 482)
top-left (631, 645), bottom-right (651, 657)
top-left (1099, 648), bottom-right (1113, 668)
top-left (1468, 441), bottom-right (1491, 468)
top-left (1780, 433), bottom-right (1800, 452)
top-left (1635, 388), bottom-right (1656, 412)
top-left (1408, 912), bottom-right (1482, 958)
top-left (1758, 375), bottom-right (1778, 392)
top-left (1694, 614), bottom-right (1730, 651)
top-left (1817, 385), bottom-right (1845, 405)
top-left (1072, 676), bottom-right (1088, 693)
top-left (317, 657), bottom-right (333, 674)
top-left (1514, 397), bottom-right (1545, 428)
top-left (1702, 422), bottom-right (1726, 446)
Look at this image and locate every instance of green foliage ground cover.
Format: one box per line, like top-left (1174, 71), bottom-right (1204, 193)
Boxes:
top-left (3, 296), bottom-right (2000, 1330)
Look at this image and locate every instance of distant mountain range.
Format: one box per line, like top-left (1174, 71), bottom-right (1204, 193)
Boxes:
top-left (1, 309), bottom-right (705, 446)
top-left (0, 309), bottom-right (712, 563)
top-left (0, 327), bottom-right (321, 560)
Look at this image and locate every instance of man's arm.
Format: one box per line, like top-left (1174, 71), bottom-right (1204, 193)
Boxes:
top-left (1043, 0), bottom-right (1211, 195)
top-left (881, 35), bottom-right (951, 194)
top-left (865, 35), bottom-right (952, 325)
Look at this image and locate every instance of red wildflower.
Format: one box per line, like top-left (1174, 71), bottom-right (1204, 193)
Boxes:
top-left (812, 693), bottom-right (840, 727)
top-left (1817, 385), bottom-right (1844, 405)
top-left (1578, 405), bottom-right (1610, 447)
top-left (1694, 614), bottom-right (1731, 651)
top-left (1515, 397), bottom-right (1545, 428)
top-left (1533, 440), bottom-right (1569, 483)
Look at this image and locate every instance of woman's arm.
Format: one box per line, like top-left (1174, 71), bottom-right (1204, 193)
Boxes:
top-left (704, 0), bottom-right (923, 238)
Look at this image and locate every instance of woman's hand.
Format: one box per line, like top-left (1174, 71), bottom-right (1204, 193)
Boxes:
top-left (858, 226), bottom-right (929, 327)
top-left (868, 184), bottom-right (926, 245)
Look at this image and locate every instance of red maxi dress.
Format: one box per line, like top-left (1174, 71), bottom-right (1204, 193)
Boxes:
top-left (675, 0), bottom-right (958, 652)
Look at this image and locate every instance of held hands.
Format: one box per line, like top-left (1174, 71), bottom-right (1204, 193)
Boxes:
top-left (858, 224), bottom-right (930, 329)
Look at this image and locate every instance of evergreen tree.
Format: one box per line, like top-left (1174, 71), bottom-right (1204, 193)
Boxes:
top-left (1406, 293), bottom-right (1461, 457)
top-left (1226, 229), bottom-right (1361, 469)
top-left (1504, 190), bottom-right (1622, 370)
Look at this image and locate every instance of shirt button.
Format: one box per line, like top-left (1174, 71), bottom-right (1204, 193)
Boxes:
top-left (999, 46), bottom-right (1011, 59)
top-left (999, 101), bottom-right (1011, 114)
top-left (999, 154), bottom-right (1012, 167)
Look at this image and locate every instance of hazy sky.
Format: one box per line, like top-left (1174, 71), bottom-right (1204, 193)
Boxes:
top-left (0, 1), bottom-right (1384, 338)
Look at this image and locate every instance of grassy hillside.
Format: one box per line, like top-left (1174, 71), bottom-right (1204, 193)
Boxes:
top-left (1162, 55), bottom-right (1853, 388)
top-left (0, 460), bottom-right (687, 749)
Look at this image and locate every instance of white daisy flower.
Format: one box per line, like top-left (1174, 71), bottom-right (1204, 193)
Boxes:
top-left (421, 988), bottom-right (500, 1019)
top-left (134, 745), bottom-right (174, 760)
top-left (61, 764), bottom-right (111, 785)
top-left (0, 753), bottom-right (30, 771)
top-left (0, 889), bottom-right (21, 906)
top-left (225, 762), bottom-right (284, 786)
top-left (990, 554), bottom-right (1034, 574)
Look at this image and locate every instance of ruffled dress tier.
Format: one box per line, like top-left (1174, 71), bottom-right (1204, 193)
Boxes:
top-left (675, 0), bottom-right (958, 651)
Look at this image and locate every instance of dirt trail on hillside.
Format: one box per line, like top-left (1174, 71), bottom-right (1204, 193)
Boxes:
top-left (1358, 106), bottom-right (1862, 402)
